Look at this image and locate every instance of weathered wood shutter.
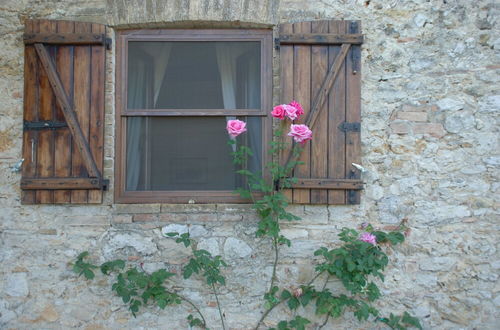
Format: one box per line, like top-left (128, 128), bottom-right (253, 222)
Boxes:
top-left (21, 19), bottom-right (107, 204)
top-left (279, 20), bottom-right (363, 205)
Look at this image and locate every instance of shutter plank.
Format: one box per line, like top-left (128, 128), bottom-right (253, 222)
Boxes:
top-left (345, 21), bottom-right (362, 204)
top-left (21, 20), bottom-right (38, 204)
top-left (292, 21), bottom-right (312, 204)
top-left (36, 20), bottom-right (57, 204)
top-left (279, 23), bottom-right (294, 202)
top-left (328, 21), bottom-right (347, 204)
top-left (310, 20), bottom-right (329, 204)
top-left (71, 22), bottom-right (92, 203)
top-left (53, 20), bottom-right (74, 203)
top-left (88, 23), bottom-right (106, 203)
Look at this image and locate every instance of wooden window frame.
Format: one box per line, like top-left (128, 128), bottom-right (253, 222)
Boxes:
top-left (115, 29), bottom-right (273, 204)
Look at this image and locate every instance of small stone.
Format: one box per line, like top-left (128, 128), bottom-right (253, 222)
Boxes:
top-left (413, 13), bottom-right (428, 27)
top-left (40, 304), bottom-right (59, 322)
top-left (436, 98), bottom-right (464, 111)
top-left (396, 111), bottom-right (428, 122)
top-left (413, 123), bottom-right (446, 137)
top-left (161, 224), bottom-right (207, 237)
top-left (460, 165), bottom-right (486, 175)
top-left (4, 273), bottom-right (29, 297)
top-left (390, 122), bottom-right (410, 134)
top-left (223, 237), bottom-right (252, 259)
top-left (280, 228), bottom-right (309, 239)
top-left (493, 295), bottom-right (500, 307)
top-left (409, 58), bottom-right (434, 72)
top-left (161, 224), bottom-right (188, 236)
top-left (419, 257), bottom-right (456, 271)
top-left (103, 232), bottom-right (158, 257)
top-left (197, 238), bottom-right (220, 256)
top-left (444, 112), bottom-right (475, 134)
top-left (483, 156), bottom-right (500, 166)
top-left (0, 299), bottom-right (16, 324)
top-left (478, 95), bottom-right (500, 113)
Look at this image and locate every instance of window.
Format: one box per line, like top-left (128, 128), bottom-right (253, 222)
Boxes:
top-left (115, 29), bottom-right (273, 203)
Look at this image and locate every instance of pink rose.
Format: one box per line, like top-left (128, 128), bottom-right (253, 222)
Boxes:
top-left (288, 101), bottom-right (304, 117)
top-left (284, 104), bottom-right (299, 121)
top-left (271, 105), bottom-right (287, 120)
top-left (288, 124), bottom-right (312, 145)
top-left (226, 119), bottom-right (247, 138)
top-left (359, 232), bottom-right (377, 245)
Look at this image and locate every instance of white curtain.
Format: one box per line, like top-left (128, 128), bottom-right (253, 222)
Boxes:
top-left (127, 43), bottom-right (171, 190)
top-left (126, 59), bottom-right (150, 190)
top-left (142, 43), bottom-right (172, 107)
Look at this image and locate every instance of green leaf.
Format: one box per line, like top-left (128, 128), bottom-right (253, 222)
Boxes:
top-left (82, 268), bottom-right (95, 280)
top-left (100, 260), bottom-right (125, 275)
top-left (280, 289), bottom-right (292, 300)
top-left (287, 297), bottom-right (300, 310)
top-left (402, 312), bottom-right (422, 329)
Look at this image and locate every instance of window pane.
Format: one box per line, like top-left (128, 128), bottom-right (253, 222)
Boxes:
top-left (127, 42), bottom-right (261, 109)
top-left (126, 117), bottom-right (262, 191)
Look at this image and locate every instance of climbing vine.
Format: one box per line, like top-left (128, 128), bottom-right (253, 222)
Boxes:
top-left (71, 102), bottom-right (421, 329)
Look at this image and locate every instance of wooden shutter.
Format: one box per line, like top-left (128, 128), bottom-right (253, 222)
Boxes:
top-left (21, 19), bottom-right (107, 204)
top-left (279, 20), bottom-right (363, 205)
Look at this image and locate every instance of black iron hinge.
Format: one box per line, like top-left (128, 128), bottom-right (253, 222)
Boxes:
top-left (338, 122), bottom-right (361, 132)
top-left (101, 179), bottom-right (110, 191)
top-left (105, 37), bottom-right (112, 50)
top-left (24, 121), bottom-right (68, 130)
top-left (347, 170), bottom-right (357, 204)
top-left (274, 37), bottom-right (280, 50)
top-left (349, 21), bottom-right (361, 74)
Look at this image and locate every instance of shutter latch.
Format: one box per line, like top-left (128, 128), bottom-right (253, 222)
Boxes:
top-left (338, 122), bottom-right (360, 132)
top-left (24, 121), bottom-right (68, 130)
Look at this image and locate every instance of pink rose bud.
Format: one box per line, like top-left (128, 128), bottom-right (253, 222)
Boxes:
top-left (293, 287), bottom-right (303, 298)
top-left (288, 124), bottom-right (312, 145)
top-left (271, 105), bottom-right (287, 120)
top-left (226, 119), bottom-right (247, 138)
top-left (359, 232), bottom-right (377, 245)
top-left (288, 101), bottom-right (304, 117)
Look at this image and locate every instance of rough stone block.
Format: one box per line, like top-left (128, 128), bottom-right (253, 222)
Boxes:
top-left (390, 122), bottom-right (411, 134)
top-left (133, 214), bottom-right (158, 222)
top-left (113, 215), bottom-right (133, 224)
top-left (224, 237), bottom-right (252, 259)
top-left (217, 204), bottom-right (255, 213)
top-left (58, 215), bottom-right (110, 226)
top-left (396, 111), bottom-right (428, 122)
top-left (413, 123), bottom-right (446, 137)
top-left (301, 205), bottom-right (328, 224)
top-left (4, 273), bottom-right (29, 297)
top-left (114, 204), bottom-right (161, 214)
top-left (158, 213), bottom-right (189, 223)
top-left (161, 204), bottom-right (216, 213)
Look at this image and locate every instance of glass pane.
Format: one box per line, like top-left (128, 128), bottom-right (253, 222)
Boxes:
top-left (127, 41), bottom-right (261, 109)
top-left (126, 117), bottom-right (262, 191)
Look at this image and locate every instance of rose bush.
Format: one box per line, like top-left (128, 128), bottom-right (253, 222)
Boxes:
top-left (70, 101), bottom-right (421, 330)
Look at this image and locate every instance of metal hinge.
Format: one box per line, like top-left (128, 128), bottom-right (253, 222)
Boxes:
top-left (349, 21), bottom-right (361, 74)
top-left (102, 179), bottom-right (110, 191)
top-left (105, 37), bottom-right (112, 50)
top-left (24, 121), bottom-right (68, 130)
top-left (338, 122), bottom-right (361, 132)
top-left (347, 170), bottom-right (357, 204)
top-left (274, 37), bottom-right (280, 50)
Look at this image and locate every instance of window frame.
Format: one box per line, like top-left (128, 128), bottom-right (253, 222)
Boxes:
top-left (115, 29), bottom-right (273, 204)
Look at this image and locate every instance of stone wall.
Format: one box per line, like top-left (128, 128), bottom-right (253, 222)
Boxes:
top-left (1, 0), bottom-right (499, 329)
